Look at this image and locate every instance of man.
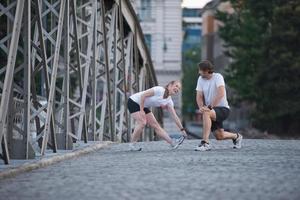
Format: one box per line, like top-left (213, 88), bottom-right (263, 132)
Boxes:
top-left (195, 60), bottom-right (242, 151)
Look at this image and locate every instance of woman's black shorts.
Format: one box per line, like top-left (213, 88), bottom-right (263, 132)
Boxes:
top-left (127, 98), bottom-right (151, 114)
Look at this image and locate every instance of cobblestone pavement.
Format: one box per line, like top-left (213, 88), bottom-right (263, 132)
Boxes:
top-left (0, 139), bottom-right (300, 200)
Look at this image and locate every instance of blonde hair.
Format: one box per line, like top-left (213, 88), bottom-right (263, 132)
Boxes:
top-left (163, 80), bottom-right (181, 98)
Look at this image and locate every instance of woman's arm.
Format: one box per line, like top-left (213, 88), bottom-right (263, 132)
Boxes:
top-left (168, 106), bottom-right (187, 137)
top-left (140, 88), bottom-right (155, 112)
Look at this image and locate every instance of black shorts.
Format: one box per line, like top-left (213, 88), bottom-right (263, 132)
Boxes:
top-left (211, 107), bottom-right (230, 132)
top-left (127, 98), bottom-right (151, 114)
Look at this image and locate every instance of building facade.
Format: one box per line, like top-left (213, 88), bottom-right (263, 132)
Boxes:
top-left (201, 0), bottom-right (233, 71)
top-left (131, 0), bottom-right (182, 134)
top-left (182, 8), bottom-right (202, 52)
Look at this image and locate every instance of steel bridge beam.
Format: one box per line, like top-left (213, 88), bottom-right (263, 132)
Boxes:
top-left (0, 0), bottom-right (160, 164)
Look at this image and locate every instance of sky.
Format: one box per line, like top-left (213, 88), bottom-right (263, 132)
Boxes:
top-left (181, 0), bottom-right (212, 8)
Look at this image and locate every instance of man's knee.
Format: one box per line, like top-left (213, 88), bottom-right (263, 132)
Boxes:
top-left (202, 111), bottom-right (210, 118)
top-left (215, 130), bottom-right (225, 140)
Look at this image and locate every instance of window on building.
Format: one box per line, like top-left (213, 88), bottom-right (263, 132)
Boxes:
top-left (144, 34), bottom-right (151, 54)
top-left (140, 0), bottom-right (151, 21)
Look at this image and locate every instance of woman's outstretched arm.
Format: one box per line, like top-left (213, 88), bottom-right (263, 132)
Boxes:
top-left (167, 106), bottom-right (187, 137)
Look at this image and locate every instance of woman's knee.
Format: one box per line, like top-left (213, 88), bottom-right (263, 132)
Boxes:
top-left (148, 121), bottom-right (160, 130)
top-left (137, 119), bottom-right (147, 127)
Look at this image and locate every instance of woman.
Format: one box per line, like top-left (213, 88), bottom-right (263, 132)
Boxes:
top-left (127, 80), bottom-right (187, 151)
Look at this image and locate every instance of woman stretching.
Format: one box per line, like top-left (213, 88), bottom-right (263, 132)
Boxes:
top-left (127, 80), bottom-right (187, 151)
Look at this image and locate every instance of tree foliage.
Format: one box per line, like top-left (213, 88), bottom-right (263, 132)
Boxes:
top-left (182, 46), bottom-right (200, 119)
top-left (217, 0), bottom-right (300, 135)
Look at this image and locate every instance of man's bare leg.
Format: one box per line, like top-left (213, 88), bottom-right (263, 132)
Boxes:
top-left (202, 110), bottom-right (216, 143)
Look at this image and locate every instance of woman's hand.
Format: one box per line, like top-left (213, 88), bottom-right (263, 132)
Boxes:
top-left (139, 110), bottom-right (146, 121)
top-left (181, 130), bottom-right (188, 137)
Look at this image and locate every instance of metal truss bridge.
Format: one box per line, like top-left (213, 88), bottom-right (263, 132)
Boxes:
top-left (0, 0), bottom-right (160, 164)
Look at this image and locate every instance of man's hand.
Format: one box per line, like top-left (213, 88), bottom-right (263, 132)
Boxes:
top-left (199, 106), bottom-right (211, 114)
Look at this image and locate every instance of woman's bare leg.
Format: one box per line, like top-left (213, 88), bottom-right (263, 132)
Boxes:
top-left (130, 112), bottom-right (146, 142)
top-left (145, 112), bottom-right (173, 144)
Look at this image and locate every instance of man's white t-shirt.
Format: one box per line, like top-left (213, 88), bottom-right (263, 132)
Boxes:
top-left (196, 73), bottom-right (229, 108)
top-left (130, 86), bottom-right (174, 108)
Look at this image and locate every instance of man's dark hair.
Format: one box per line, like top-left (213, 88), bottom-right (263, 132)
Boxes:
top-left (198, 60), bottom-right (214, 74)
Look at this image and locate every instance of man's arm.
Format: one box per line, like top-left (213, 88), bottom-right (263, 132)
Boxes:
top-left (196, 90), bottom-right (210, 113)
top-left (196, 90), bottom-right (204, 108)
top-left (196, 91), bottom-right (206, 113)
top-left (210, 86), bottom-right (225, 107)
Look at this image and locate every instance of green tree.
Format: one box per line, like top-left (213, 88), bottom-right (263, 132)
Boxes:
top-left (217, 0), bottom-right (300, 135)
top-left (182, 46), bottom-right (200, 120)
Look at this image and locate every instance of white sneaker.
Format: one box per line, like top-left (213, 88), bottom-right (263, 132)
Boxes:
top-left (170, 136), bottom-right (185, 149)
top-left (233, 133), bottom-right (243, 149)
top-left (195, 141), bottom-right (211, 151)
top-left (129, 143), bottom-right (142, 151)
top-left (177, 135), bottom-right (186, 146)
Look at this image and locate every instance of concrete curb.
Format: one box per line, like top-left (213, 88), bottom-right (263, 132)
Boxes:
top-left (0, 141), bottom-right (113, 179)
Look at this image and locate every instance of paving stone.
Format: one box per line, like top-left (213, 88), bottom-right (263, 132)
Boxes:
top-left (0, 139), bottom-right (300, 200)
